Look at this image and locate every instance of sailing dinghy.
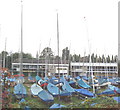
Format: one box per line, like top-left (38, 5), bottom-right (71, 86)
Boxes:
top-left (14, 83), bottom-right (27, 99)
top-left (38, 90), bottom-right (54, 102)
top-left (74, 88), bottom-right (94, 97)
top-left (50, 103), bottom-right (66, 109)
top-left (47, 83), bottom-right (71, 96)
top-left (62, 80), bottom-right (75, 93)
top-left (30, 83), bottom-right (43, 96)
top-left (77, 79), bottom-right (91, 88)
top-left (38, 79), bottom-right (48, 87)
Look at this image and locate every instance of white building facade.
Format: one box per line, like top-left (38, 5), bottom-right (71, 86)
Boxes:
top-left (12, 62), bottom-right (118, 77)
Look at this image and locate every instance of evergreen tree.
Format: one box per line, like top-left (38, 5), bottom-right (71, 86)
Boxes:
top-left (106, 55), bottom-right (110, 63)
top-left (91, 53), bottom-right (94, 63)
top-left (40, 47), bottom-right (54, 62)
top-left (102, 54), bottom-right (105, 63)
top-left (95, 54), bottom-right (98, 63)
top-left (114, 55), bottom-right (117, 63)
top-left (62, 47), bottom-right (70, 63)
top-left (111, 55), bottom-right (114, 63)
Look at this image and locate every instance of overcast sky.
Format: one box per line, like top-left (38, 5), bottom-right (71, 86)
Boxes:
top-left (0, 0), bottom-right (118, 57)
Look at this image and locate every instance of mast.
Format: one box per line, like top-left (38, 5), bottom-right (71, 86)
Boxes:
top-left (57, 11), bottom-right (61, 102)
top-left (89, 48), bottom-right (95, 94)
top-left (84, 17), bottom-right (95, 94)
top-left (19, 0), bottom-right (23, 76)
top-left (68, 43), bottom-right (71, 76)
top-left (3, 38), bottom-right (7, 68)
top-left (47, 39), bottom-right (51, 77)
top-left (37, 43), bottom-right (41, 76)
top-left (57, 12), bottom-right (60, 78)
top-left (0, 25), bottom-right (2, 68)
top-left (11, 51), bottom-right (13, 75)
top-left (45, 49), bottom-right (47, 77)
top-left (83, 50), bottom-right (86, 75)
top-left (37, 51), bottom-right (39, 76)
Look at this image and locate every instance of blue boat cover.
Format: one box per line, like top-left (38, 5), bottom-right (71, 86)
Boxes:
top-left (113, 97), bottom-right (120, 103)
top-left (17, 76), bottom-right (25, 83)
top-left (50, 103), bottom-right (66, 109)
top-left (109, 79), bottom-right (116, 83)
top-left (7, 77), bottom-right (16, 82)
top-left (38, 79), bottom-right (47, 85)
top-left (116, 88), bottom-right (120, 94)
top-left (38, 90), bottom-right (54, 102)
top-left (75, 76), bottom-right (81, 80)
top-left (69, 80), bottom-right (75, 85)
top-left (47, 83), bottom-right (71, 96)
top-left (108, 85), bottom-right (120, 94)
top-left (82, 76), bottom-right (89, 81)
top-left (60, 90), bottom-right (71, 96)
top-left (90, 103), bottom-right (97, 106)
top-left (66, 75), bottom-right (71, 79)
top-left (44, 76), bottom-right (49, 81)
top-left (51, 76), bottom-right (58, 80)
top-left (24, 106), bottom-right (31, 110)
top-left (77, 79), bottom-right (91, 88)
top-left (47, 83), bottom-right (60, 96)
top-left (28, 76), bottom-right (33, 80)
top-left (5, 77), bottom-right (8, 80)
top-left (62, 80), bottom-right (75, 93)
top-left (108, 84), bottom-right (116, 90)
top-left (19, 98), bottom-right (26, 104)
top-left (97, 88), bottom-right (115, 95)
top-left (35, 75), bottom-right (41, 81)
top-left (48, 77), bottom-right (60, 85)
top-left (66, 76), bottom-right (75, 85)
top-left (60, 76), bottom-right (66, 83)
top-left (10, 78), bottom-right (16, 82)
top-left (14, 83), bottom-right (27, 95)
top-left (98, 78), bottom-right (108, 85)
top-left (19, 76), bottom-right (24, 79)
top-left (74, 88), bottom-right (94, 97)
top-left (110, 77), bottom-right (120, 85)
top-left (31, 83), bottom-right (43, 96)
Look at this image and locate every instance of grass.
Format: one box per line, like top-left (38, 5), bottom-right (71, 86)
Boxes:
top-left (80, 96), bottom-right (118, 108)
